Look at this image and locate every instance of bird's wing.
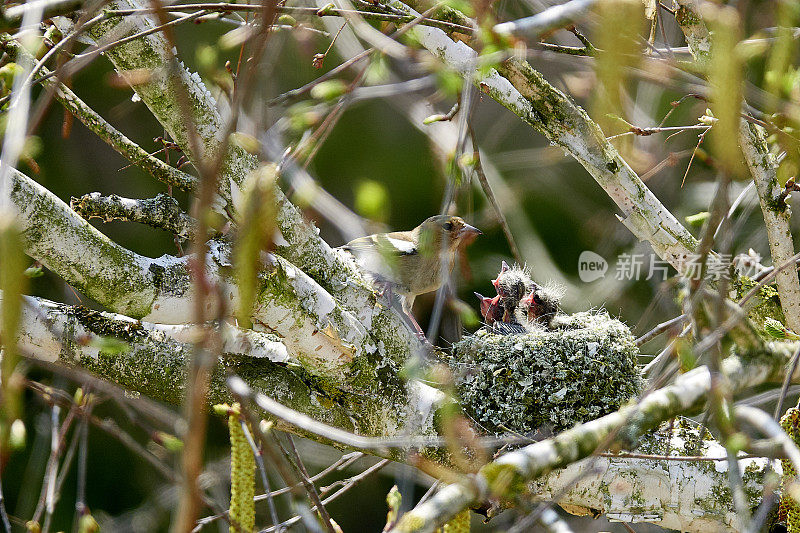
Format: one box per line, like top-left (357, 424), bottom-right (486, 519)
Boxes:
top-left (341, 233), bottom-right (418, 256)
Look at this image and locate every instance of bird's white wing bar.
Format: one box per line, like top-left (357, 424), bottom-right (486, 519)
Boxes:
top-left (385, 236), bottom-right (417, 254)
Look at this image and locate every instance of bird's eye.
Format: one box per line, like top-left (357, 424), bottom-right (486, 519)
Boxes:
top-left (443, 222), bottom-right (453, 231)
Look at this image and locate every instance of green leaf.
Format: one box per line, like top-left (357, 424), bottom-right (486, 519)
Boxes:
top-left (685, 211), bottom-right (710, 227)
top-left (23, 265), bottom-right (44, 278)
top-left (277, 14), bottom-right (296, 26)
top-left (384, 485), bottom-right (402, 530)
top-left (354, 180), bottom-right (389, 222)
top-left (154, 431), bottom-right (184, 452)
top-left (310, 79), bottom-right (348, 101)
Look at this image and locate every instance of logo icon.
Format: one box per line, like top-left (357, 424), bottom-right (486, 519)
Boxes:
top-left (578, 251), bottom-right (607, 282)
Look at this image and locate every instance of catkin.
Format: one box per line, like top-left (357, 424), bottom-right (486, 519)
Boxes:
top-left (227, 403), bottom-right (256, 533)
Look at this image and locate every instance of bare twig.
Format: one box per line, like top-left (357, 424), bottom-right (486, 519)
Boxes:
top-left (195, 452), bottom-right (364, 529)
top-left (598, 451), bottom-right (759, 462)
top-left (737, 405), bottom-right (800, 476)
top-left (635, 314), bottom-right (685, 346)
top-left (73, 399), bottom-right (90, 529)
top-left (0, 476), bottom-right (11, 533)
top-left (226, 375), bottom-right (528, 452)
top-left (674, 0), bottom-right (800, 332)
top-left (22, 380), bottom-right (178, 482)
top-left (468, 125), bottom-right (523, 265)
top-left (105, 3), bottom-right (474, 33)
top-left (262, 459), bottom-right (391, 533)
top-left (494, 0), bottom-right (597, 37)
top-left (284, 435), bottom-right (336, 533)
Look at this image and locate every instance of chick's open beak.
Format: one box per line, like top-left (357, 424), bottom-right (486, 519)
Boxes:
top-left (458, 223), bottom-right (482, 244)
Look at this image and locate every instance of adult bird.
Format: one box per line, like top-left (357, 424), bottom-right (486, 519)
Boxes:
top-left (339, 215), bottom-right (481, 332)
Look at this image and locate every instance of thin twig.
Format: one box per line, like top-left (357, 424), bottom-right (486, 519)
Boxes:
top-left (607, 124), bottom-right (710, 140)
top-left (598, 451), bottom-right (760, 462)
top-left (41, 405), bottom-right (64, 533)
top-left (635, 314), bottom-right (686, 346)
top-left (227, 375), bottom-right (529, 451)
top-left (73, 401), bottom-right (90, 529)
top-left (772, 343), bottom-right (800, 421)
top-left (23, 379), bottom-right (178, 482)
top-left (195, 452), bottom-right (364, 529)
top-left (30, 403), bottom-right (74, 526)
top-left (285, 435), bottom-right (336, 533)
top-left (262, 460), bottom-right (391, 533)
top-left (105, 3), bottom-right (475, 34)
top-left (468, 125), bottom-right (523, 265)
top-left (535, 41), bottom-right (593, 56)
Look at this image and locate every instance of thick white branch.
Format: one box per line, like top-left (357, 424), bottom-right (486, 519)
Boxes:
top-left (8, 292), bottom-right (289, 365)
top-left (10, 166), bottom-right (159, 318)
top-left (533, 452), bottom-right (770, 532)
top-left (530, 414), bottom-right (792, 532)
top-left (71, 192), bottom-right (195, 240)
top-left (9, 167), bottom-right (374, 380)
top-left (4, 292), bottom-right (375, 432)
top-left (4, 292), bottom-right (439, 440)
top-left (742, 121), bottom-right (800, 330)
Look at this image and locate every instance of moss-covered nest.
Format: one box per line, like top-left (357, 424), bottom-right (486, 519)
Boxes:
top-left (448, 311), bottom-right (643, 434)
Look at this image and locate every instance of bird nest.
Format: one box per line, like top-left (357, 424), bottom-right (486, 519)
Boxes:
top-left (448, 310), bottom-right (643, 434)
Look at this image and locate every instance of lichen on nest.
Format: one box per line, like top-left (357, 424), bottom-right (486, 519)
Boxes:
top-left (448, 310), bottom-right (643, 434)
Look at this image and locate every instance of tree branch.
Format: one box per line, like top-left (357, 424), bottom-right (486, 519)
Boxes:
top-left (673, 0), bottom-right (800, 331)
top-left (493, 0), bottom-right (596, 38)
top-left (71, 192), bottom-right (196, 240)
top-left (9, 292), bottom-right (289, 365)
top-left (0, 34), bottom-right (197, 191)
top-left (10, 166), bottom-right (160, 318)
top-left (8, 292), bottom-right (406, 439)
top-left (531, 448), bottom-right (769, 532)
top-left (9, 167), bottom-right (392, 392)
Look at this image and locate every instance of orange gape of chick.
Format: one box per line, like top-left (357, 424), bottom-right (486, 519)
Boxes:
top-left (475, 261), bottom-right (561, 333)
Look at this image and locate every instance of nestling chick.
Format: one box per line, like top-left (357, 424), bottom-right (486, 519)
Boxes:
top-left (340, 215), bottom-right (481, 315)
top-left (492, 261), bottom-right (534, 323)
top-left (474, 292), bottom-right (502, 325)
top-left (476, 261), bottom-right (563, 334)
top-left (522, 283), bottom-right (563, 327)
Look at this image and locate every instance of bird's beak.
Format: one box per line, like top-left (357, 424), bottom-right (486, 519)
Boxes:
top-left (458, 223), bottom-right (482, 244)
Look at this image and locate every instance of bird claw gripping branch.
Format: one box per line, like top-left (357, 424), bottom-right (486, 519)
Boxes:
top-left (475, 261), bottom-right (562, 334)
